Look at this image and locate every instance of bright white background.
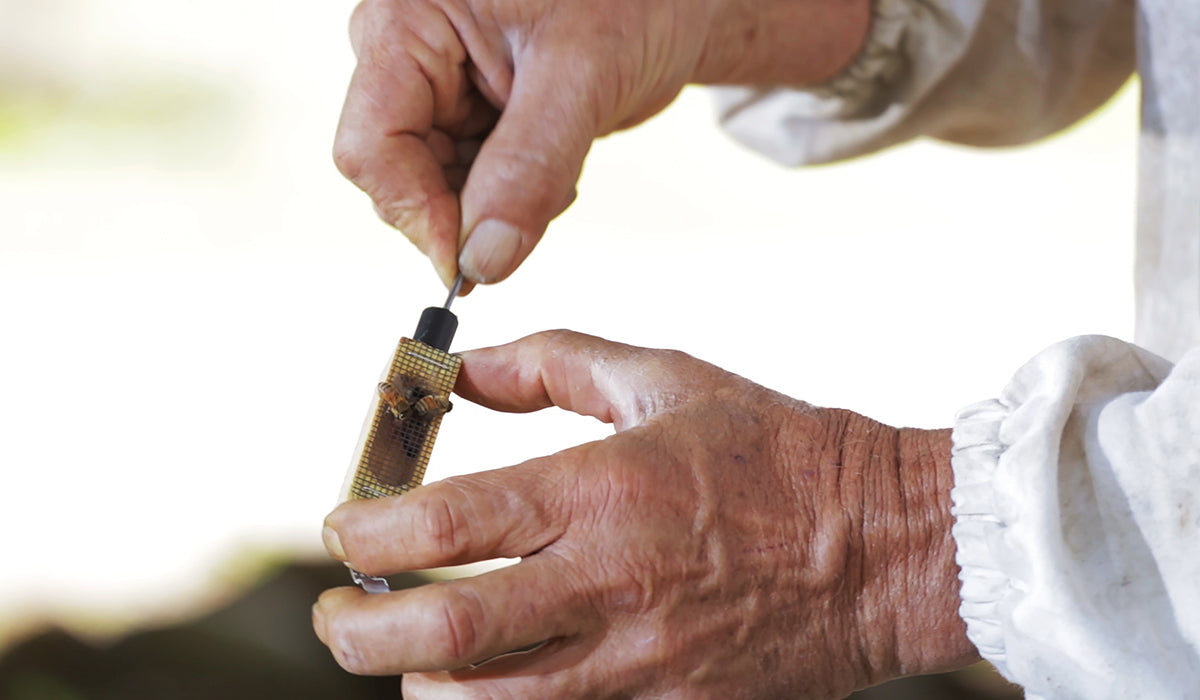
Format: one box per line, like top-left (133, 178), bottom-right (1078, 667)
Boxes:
top-left (1, 0), bottom-right (1137, 644)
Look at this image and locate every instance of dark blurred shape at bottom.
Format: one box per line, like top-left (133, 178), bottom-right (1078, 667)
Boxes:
top-left (0, 561), bottom-right (1021, 699)
top-left (0, 562), bottom-right (413, 700)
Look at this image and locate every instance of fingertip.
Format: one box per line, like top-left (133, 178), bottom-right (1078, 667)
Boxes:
top-left (324, 499), bottom-right (352, 526)
top-left (316, 585), bottom-right (366, 615)
top-left (454, 346), bottom-right (482, 365)
top-left (312, 586), bottom-right (346, 643)
top-left (323, 500), bottom-right (366, 555)
top-left (323, 524), bottom-right (348, 561)
top-left (312, 600), bottom-right (327, 643)
top-left (435, 257), bottom-right (461, 290)
top-left (313, 585), bottom-right (373, 650)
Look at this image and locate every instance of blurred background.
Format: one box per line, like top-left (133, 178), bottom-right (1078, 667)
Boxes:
top-left (1, 0), bottom-right (1136, 696)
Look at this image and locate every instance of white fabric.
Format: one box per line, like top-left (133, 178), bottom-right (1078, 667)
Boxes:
top-left (712, 0), bottom-right (1200, 696)
top-left (951, 337), bottom-right (1200, 699)
top-left (714, 0), bottom-right (1136, 164)
top-left (1133, 1), bottom-right (1200, 362)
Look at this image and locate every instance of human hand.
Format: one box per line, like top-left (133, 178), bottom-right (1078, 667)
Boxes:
top-left (314, 330), bottom-right (976, 698)
top-left (333, 0), bottom-right (869, 288)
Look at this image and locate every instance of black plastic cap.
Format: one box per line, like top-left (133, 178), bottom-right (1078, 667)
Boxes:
top-left (413, 306), bottom-right (458, 351)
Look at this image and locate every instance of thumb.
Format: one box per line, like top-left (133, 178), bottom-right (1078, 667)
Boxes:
top-left (457, 49), bottom-right (598, 283)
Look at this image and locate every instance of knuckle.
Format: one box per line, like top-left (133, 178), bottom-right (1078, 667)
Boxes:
top-left (491, 149), bottom-right (577, 212)
top-left (420, 483), bottom-right (471, 560)
top-left (332, 133), bottom-right (366, 183)
top-left (332, 645), bottom-right (371, 675)
top-left (434, 587), bottom-right (485, 663)
top-left (533, 329), bottom-right (594, 364)
top-left (658, 348), bottom-right (692, 365)
top-left (326, 617), bottom-right (372, 674)
top-left (535, 328), bottom-right (579, 350)
top-left (647, 347), bottom-right (693, 375)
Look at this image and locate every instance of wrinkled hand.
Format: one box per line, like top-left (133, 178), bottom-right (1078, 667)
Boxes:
top-left (333, 0), bottom-right (869, 287)
top-left (314, 330), bottom-right (976, 698)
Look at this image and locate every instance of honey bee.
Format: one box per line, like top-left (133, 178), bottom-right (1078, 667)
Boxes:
top-left (377, 378), bottom-right (452, 421)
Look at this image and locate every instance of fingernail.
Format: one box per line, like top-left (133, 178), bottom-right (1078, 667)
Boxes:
top-left (459, 219), bottom-right (521, 283)
top-left (323, 525), bottom-right (346, 561)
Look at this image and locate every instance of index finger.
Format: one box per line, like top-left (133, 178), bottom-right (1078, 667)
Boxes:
top-left (332, 3), bottom-right (466, 286)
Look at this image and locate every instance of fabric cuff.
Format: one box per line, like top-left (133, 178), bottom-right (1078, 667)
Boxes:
top-left (802, 0), bottom-right (911, 117)
top-left (947, 336), bottom-right (1180, 698)
top-left (948, 398), bottom-right (1014, 675)
top-left (711, 0), bottom-right (982, 165)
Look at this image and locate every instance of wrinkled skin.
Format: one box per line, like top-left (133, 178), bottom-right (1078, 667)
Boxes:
top-left (325, 3), bottom-right (965, 695)
top-left (314, 330), bottom-right (977, 699)
top-left (333, 0), bottom-right (869, 287)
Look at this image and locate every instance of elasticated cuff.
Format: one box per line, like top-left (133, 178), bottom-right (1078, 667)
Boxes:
top-left (949, 398), bottom-right (1014, 674)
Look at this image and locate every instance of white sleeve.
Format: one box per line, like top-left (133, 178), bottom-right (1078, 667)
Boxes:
top-left (714, 0), bottom-right (1136, 165)
top-left (950, 336), bottom-right (1200, 700)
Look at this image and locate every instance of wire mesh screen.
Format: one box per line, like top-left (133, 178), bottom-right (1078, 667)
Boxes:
top-left (345, 338), bottom-right (462, 500)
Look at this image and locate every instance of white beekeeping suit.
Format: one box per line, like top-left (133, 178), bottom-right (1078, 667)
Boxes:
top-left (715, 1), bottom-right (1200, 698)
